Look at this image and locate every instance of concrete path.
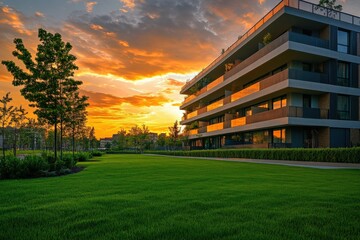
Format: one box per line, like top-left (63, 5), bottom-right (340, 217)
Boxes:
top-left (145, 154), bottom-right (360, 169)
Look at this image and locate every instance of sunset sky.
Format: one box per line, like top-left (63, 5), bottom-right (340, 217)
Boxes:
top-left (0, 0), bottom-right (358, 138)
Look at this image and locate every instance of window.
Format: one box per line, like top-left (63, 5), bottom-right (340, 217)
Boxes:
top-left (272, 95), bottom-right (287, 110)
top-left (245, 107), bottom-right (252, 116)
top-left (273, 129), bottom-right (286, 143)
top-left (302, 62), bottom-right (312, 72)
top-left (337, 61), bottom-right (350, 86)
top-left (337, 29), bottom-right (349, 54)
top-left (303, 95), bottom-right (311, 108)
top-left (253, 131), bottom-right (269, 144)
top-left (209, 115), bottom-right (224, 125)
top-left (337, 95), bottom-right (350, 120)
top-left (302, 29), bottom-right (312, 36)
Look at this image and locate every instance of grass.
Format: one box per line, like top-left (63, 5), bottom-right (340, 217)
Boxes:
top-left (0, 154), bottom-right (359, 240)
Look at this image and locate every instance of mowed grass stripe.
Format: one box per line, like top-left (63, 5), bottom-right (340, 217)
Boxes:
top-left (0, 154), bottom-right (359, 240)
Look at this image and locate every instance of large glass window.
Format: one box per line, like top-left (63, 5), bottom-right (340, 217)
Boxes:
top-left (337, 61), bottom-right (350, 86)
top-left (272, 95), bottom-right (287, 110)
top-left (337, 95), bottom-right (350, 120)
top-left (337, 29), bottom-right (349, 54)
top-left (273, 129), bottom-right (286, 143)
top-left (253, 131), bottom-right (269, 144)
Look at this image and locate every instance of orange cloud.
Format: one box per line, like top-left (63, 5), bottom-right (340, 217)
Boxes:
top-left (167, 78), bottom-right (184, 87)
top-left (90, 24), bottom-right (103, 30)
top-left (120, 0), bottom-right (136, 9)
top-left (0, 6), bottom-right (32, 35)
top-left (35, 11), bottom-right (45, 18)
top-left (80, 89), bottom-right (172, 108)
top-left (118, 40), bottom-right (129, 47)
top-left (86, 2), bottom-right (97, 13)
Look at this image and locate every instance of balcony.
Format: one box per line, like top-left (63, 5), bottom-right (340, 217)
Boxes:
top-left (207, 122), bottom-right (224, 132)
top-left (182, 31), bottom-right (329, 107)
top-left (231, 83), bottom-right (260, 102)
top-left (183, 75), bottom-right (224, 104)
top-left (231, 117), bottom-right (246, 127)
top-left (224, 31), bottom-right (329, 80)
top-left (187, 106), bottom-right (329, 137)
top-left (182, 68), bottom-right (328, 122)
top-left (181, 0), bottom-right (358, 94)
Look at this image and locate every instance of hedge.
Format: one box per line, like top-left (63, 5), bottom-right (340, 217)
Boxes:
top-left (145, 147), bottom-right (360, 163)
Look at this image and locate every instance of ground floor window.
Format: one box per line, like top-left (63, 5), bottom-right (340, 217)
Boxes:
top-left (273, 129), bottom-right (286, 143)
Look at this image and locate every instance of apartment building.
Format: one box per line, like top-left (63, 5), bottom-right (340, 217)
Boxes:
top-left (180, 0), bottom-right (360, 149)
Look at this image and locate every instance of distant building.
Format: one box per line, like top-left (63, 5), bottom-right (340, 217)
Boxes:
top-left (99, 137), bottom-right (113, 149)
top-left (180, 0), bottom-right (360, 149)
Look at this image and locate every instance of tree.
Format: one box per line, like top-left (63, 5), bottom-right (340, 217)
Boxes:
top-left (2, 28), bottom-right (85, 160)
top-left (64, 91), bottom-right (88, 157)
top-left (317, 0), bottom-right (342, 18)
top-left (0, 92), bottom-right (15, 159)
top-left (113, 129), bottom-right (127, 150)
top-left (10, 105), bottom-right (28, 156)
top-left (168, 120), bottom-right (180, 150)
top-left (89, 127), bottom-right (96, 150)
top-left (128, 124), bottom-right (149, 153)
top-left (318, 0), bottom-right (343, 11)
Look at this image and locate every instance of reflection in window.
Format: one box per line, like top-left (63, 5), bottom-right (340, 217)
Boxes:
top-left (273, 129), bottom-right (286, 143)
top-left (337, 61), bottom-right (350, 86)
top-left (337, 29), bottom-right (349, 54)
top-left (337, 95), bottom-right (350, 120)
top-left (253, 131), bottom-right (269, 144)
top-left (272, 95), bottom-right (287, 110)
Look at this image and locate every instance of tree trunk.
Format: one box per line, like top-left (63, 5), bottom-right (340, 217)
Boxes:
top-left (72, 127), bottom-right (75, 160)
top-left (54, 122), bottom-right (57, 160)
top-left (13, 128), bottom-right (17, 157)
top-left (2, 122), bottom-right (5, 159)
top-left (60, 116), bottom-right (63, 161)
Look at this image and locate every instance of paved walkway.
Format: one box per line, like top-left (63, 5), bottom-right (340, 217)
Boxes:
top-left (145, 154), bottom-right (360, 169)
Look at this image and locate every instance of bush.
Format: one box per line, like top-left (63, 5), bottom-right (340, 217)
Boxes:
top-left (91, 150), bottom-right (103, 157)
top-left (146, 147), bottom-right (360, 163)
top-left (0, 156), bottom-right (23, 179)
top-left (62, 153), bottom-right (77, 169)
top-left (74, 152), bottom-right (91, 162)
top-left (54, 159), bottom-right (66, 172)
top-left (22, 155), bottom-right (49, 178)
top-left (41, 152), bottom-right (58, 171)
top-left (0, 151), bottom-right (85, 179)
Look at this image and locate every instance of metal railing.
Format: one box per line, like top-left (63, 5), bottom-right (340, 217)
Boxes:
top-left (181, 0), bottom-right (359, 93)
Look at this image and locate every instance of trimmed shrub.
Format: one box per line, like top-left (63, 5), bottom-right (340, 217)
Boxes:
top-left (41, 152), bottom-right (58, 171)
top-left (0, 156), bottom-right (22, 179)
top-left (146, 147), bottom-right (360, 163)
top-left (62, 153), bottom-right (77, 169)
top-left (91, 150), bottom-right (103, 157)
top-left (74, 152), bottom-right (91, 162)
top-left (22, 155), bottom-right (49, 178)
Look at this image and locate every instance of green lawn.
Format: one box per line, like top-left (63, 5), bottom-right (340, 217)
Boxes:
top-left (0, 154), bottom-right (359, 240)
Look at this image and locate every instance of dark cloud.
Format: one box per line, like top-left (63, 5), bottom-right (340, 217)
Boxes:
top-left (60, 0), bottom-right (280, 80)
